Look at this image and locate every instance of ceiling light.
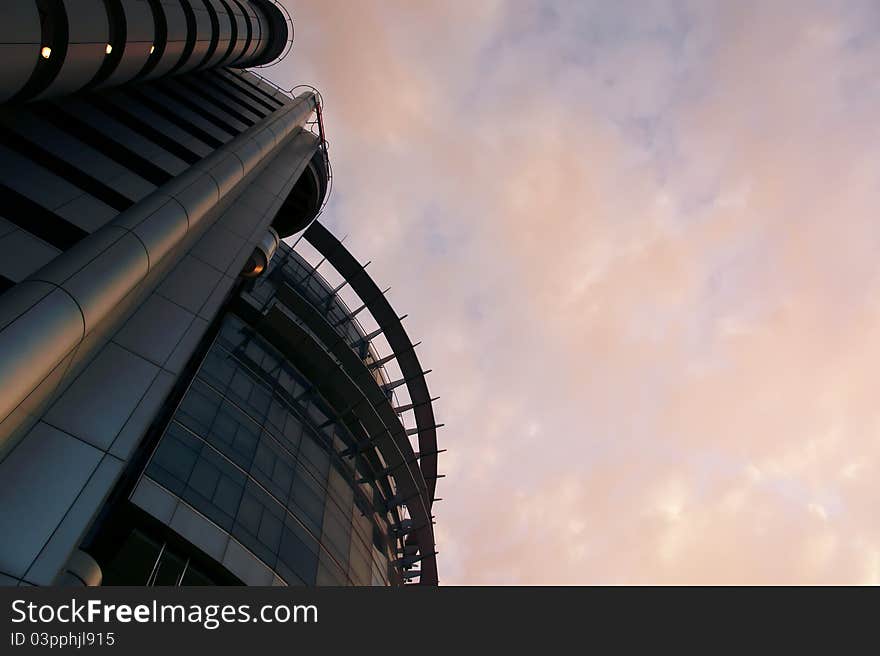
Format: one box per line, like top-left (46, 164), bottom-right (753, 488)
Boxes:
top-left (105, 43), bottom-right (113, 55)
top-left (40, 46), bottom-right (51, 59)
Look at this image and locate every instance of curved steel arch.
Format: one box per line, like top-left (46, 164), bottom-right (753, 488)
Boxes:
top-left (302, 221), bottom-right (442, 504)
top-left (250, 288), bottom-right (439, 584)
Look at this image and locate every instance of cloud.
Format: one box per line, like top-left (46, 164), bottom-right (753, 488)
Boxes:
top-left (275, 0), bottom-right (880, 584)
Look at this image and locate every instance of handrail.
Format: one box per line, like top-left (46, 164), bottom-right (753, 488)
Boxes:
top-left (247, 75), bottom-right (334, 223)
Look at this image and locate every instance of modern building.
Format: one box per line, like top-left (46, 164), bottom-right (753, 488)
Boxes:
top-left (0, 1), bottom-right (441, 586)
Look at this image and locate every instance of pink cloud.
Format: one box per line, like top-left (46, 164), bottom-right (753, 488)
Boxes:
top-left (274, 0), bottom-right (880, 584)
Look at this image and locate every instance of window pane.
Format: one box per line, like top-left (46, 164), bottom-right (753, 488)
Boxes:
top-left (146, 422), bottom-right (203, 495)
top-left (206, 401), bottom-right (260, 470)
top-left (277, 516), bottom-right (319, 585)
top-left (176, 381), bottom-right (222, 438)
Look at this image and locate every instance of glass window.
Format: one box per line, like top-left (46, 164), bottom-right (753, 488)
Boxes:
top-left (258, 507), bottom-right (284, 558)
top-left (349, 537), bottom-right (372, 586)
top-left (326, 466), bottom-right (354, 514)
top-left (265, 397), bottom-right (288, 435)
top-left (176, 381), bottom-right (223, 438)
top-left (351, 505), bottom-right (374, 552)
top-left (277, 515), bottom-right (319, 585)
top-left (138, 310), bottom-right (402, 587)
top-left (235, 487), bottom-right (263, 538)
top-left (371, 558), bottom-right (389, 586)
top-left (316, 550), bottom-right (348, 586)
top-left (146, 422), bottom-right (203, 495)
top-left (298, 432), bottom-right (330, 481)
top-left (321, 501), bottom-right (352, 567)
top-left (242, 338), bottom-right (265, 367)
top-left (306, 400), bottom-right (330, 429)
top-left (180, 446), bottom-right (246, 532)
top-left (232, 481), bottom-right (284, 568)
top-left (290, 465), bottom-right (325, 536)
top-left (278, 365), bottom-right (306, 399)
top-left (261, 348), bottom-right (281, 381)
top-left (206, 401), bottom-right (260, 471)
top-left (280, 412), bottom-right (303, 451)
top-left (217, 315), bottom-right (248, 351)
top-left (215, 474), bottom-right (245, 518)
top-left (227, 369), bottom-right (272, 423)
top-left (250, 433), bottom-right (295, 505)
top-left (198, 347), bottom-right (238, 393)
top-left (188, 457), bottom-right (221, 500)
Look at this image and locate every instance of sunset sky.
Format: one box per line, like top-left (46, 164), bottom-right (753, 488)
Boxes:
top-left (270, 0), bottom-right (880, 584)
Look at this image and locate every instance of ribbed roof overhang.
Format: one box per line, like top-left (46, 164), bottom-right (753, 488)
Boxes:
top-left (245, 285), bottom-right (438, 584)
top-left (302, 222), bottom-right (441, 502)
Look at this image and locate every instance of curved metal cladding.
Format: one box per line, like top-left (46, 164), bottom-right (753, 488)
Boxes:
top-left (271, 148), bottom-right (329, 237)
top-left (0, 0), bottom-right (288, 103)
top-left (0, 91), bottom-right (318, 461)
top-left (0, 3), bottom-right (41, 103)
top-left (237, 237), bottom-right (442, 584)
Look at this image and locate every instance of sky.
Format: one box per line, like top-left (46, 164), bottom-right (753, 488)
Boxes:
top-left (267, 0), bottom-right (880, 584)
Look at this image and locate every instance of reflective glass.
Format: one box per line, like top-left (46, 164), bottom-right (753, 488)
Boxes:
top-left (143, 313), bottom-right (396, 586)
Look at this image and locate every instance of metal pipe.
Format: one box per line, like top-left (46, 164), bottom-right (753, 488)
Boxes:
top-left (0, 92), bottom-right (318, 454)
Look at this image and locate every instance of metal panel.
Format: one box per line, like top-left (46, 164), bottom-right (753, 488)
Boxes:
top-left (236, 2), bottom-right (263, 63)
top-left (24, 454), bottom-right (124, 585)
top-left (177, 0), bottom-right (214, 74)
top-left (44, 342), bottom-right (159, 451)
top-left (110, 369), bottom-right (176, 460)
top-left (0, 229), bottom-right (61, 282)
top-left (0, 284), bottom-right (85, 447)
top-left (190, 223), bottom-right (251, 277)
top-left (146, 0), bottom-right (191, 79)
top-left (156, 254), bottom-right (226, 315)
top-left (164, 316), bottom-right (210, 375)
top-left (0, 3), bottom-right (41, 102)
top-left (37, 0), bottom-right (110, 99)
top-left (100, 0), bottom-right (157, 88)
top-left (0, 421), bottom-right (103, 578)
top-left (113, 293), bottom-right (196, 366)
top-left (0, 144), bottom-right (85, 211)
top-left (224, 0), bottom-right (250, 63)
top-left (202, 0), bottom-right (233, 68)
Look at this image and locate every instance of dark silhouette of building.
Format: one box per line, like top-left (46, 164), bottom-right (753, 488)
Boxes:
top-left (0, 0), bottom-right (440, 587)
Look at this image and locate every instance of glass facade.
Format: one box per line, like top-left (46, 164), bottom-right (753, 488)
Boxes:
top-left (252, 243), bottom-right (394, 388)
top-left (139, 313), bottom-right (394, 586)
